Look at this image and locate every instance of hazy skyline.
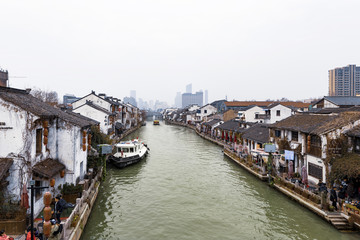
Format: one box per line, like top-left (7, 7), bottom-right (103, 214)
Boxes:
top-left (1, 0), bottom-right (360, 105)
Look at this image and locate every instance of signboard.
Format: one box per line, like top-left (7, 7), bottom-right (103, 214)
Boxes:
top-left (284, 150), bottom-right (294, 161)
top-left (98, 144), bottom-right (113, 155)
top-left (264, 144), bottom-right (276, 153)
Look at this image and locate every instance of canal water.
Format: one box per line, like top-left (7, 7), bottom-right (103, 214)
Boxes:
top-left (81, 122), bottom-right (359, 240)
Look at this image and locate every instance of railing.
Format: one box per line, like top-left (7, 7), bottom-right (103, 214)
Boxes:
top-left (61, 167), bottom-right (103, 239)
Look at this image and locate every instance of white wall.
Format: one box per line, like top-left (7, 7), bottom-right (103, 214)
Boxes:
top-left (306, 154), bottom-right (326, 184)
top-left (196, 105), bottom-right (217, 121)
top-left (72, 93), bottom-right (112, 111)
top-left (0, 98), bottom-right (89, 218)
top-left (73, 104), bottom-right (110, 134)
top-left (267, 105), bottom-right (293, 124)
top-left (243, 106), bottom-right (265, 123)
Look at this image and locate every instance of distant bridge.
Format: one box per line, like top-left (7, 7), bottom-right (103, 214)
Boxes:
top-left (145, 111), bottom-right (163, 120)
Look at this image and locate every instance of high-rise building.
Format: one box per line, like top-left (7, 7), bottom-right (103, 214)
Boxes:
top-left (182, 91), bottom-right (203, 108)
top-left (329, 64), bottom-right (360, 96)
top-left (124, 96), bottom-right (137, 107)
top-left (175, 92), bottom-right (182, 108)
top-left (130, 90), bottom-right (136, 99)
top-left (63, 94), bottom-right (80, 106)
top-left (186, 84), bottom-right (192, 94)
top-left (0, 68), bottom-right (8, 87)
top-left (205, 90), bottom-right (208, 105)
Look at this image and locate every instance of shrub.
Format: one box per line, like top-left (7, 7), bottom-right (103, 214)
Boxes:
top-left (61, 183), bottom-right (83, 195)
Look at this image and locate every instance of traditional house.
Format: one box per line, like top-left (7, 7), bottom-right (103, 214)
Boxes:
top-left (200, 119), bottom-right (223, 136)
top-left (195, 104), bottom-right (217, 122)
top-left (71, 91), bottom-right (124, 134)
top-left (0, 87), bottom-right (98, 217)
top-left (214, 119), bottom-right (242, 143)
top-left (241, 106), bottom-right (266, 123)
top-left (242, 124), bottom-right (270, 152)
top-left (73, 101), bottom-right (116, 134)
top-left (270, 112), bottom-right (360, 184)
top-left (312, 96), bottom-right (360, 109)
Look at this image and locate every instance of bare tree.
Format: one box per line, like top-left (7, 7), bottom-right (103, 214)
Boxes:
top-left (30, 88), bottom-right (59, 105)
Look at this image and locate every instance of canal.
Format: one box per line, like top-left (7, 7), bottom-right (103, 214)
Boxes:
top-left (81, 122), bottom-right (359, 240)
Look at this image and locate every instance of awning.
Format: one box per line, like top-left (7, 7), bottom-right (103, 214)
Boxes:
top-left (32, 158), bottom-right (65, 179)
top-left (0, 158), bottom-right (13, 181)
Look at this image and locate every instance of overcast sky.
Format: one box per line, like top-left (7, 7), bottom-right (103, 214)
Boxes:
top-left (1, 0), bottom-right (359, 105)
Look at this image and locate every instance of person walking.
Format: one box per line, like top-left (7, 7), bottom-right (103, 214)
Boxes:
top-left (53, 196), bottom-right (64, 224)
top-left (330, 186), bottom-right (338, 211)
top-left (338, 185), bottom-right (346, 211)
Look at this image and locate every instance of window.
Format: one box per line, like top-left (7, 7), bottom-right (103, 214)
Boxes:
top-left (308, 162), bottom-right (323, 180)
top-left (275, 130), bottom-right (281, 138)
top-left (276, 110), bottom-right (281, 116)
top-left (35, 180), bottom-right (43, 200)
top-left (309, 134), bottom-right (322, 157)
top-left (121, 148), bottom-right (129, 153)
top-left (36, 129), bottom-right (42, 154)
top-left (255, 113), bottom-right (259, 119)
top-left (130, 148), bottom-right (134, 153)
top-left (204, 110), bottom-right (207, 114)
top-left (291, 131), bottom-right (298, 142)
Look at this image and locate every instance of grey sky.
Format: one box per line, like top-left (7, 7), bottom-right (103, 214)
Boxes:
top-left (1, 0), bottom-right (359, 105)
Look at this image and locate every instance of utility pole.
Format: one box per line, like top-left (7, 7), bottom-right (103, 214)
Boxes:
top-left (28, 180), bottom-right (49, 240)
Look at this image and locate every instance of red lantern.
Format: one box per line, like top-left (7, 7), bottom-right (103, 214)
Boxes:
top-left (44, 128), bottom-right (48, 137)
top-left (60, 170), bottom-right (65, 178)
top-left (43, 221), bottom-right (51, 237)
top-left (82, 144), bottom-right (86, 151)
top-left (43, 192), bottom-right (52, 206)
top-left (82, 131), bottom-right (86, 137)
top-left (82, 137), bottom-right (86, 144)
top-left (43, 206), bottom-right (52, 220)
top-left (50, 178), bottom-right (55, 187)
top-left (88, 145), bottom-right (91, 151)
top-left (43, 136), bottom-right (48, 145)
top-left (43, 120), bottom-right (48, 128)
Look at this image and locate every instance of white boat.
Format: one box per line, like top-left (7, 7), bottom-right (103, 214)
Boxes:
top-left (109, 139), bottom-right (149, 168)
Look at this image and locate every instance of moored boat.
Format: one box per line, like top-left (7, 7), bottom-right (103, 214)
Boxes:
top-left (109, 139), bottom-right (149, 168)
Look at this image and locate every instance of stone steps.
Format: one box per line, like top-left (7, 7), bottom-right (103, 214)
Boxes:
top-left (327, 213), bottom-right (353, 231)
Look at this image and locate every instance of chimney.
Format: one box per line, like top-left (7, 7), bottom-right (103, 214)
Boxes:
top-left (0, 69), bottom-right (8, 87)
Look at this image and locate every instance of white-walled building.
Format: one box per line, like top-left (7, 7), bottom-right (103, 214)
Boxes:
top-left (195, 104), bottom-right (217, 122)
top-left (0, 87), bottom-right (97, 217)
top-left (270, 112), bottom-right (360, 184)
top-left (73, 101), bottom-right (115, 134)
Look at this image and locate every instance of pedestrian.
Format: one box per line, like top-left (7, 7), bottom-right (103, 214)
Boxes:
top-left (338, 184), bottom-right (346, 210)
top-left (53, 196), bottom-right (64, 224)
top-left (330, 186), bottom-right (338, 211)
top-left (48, 219), bottom-right (61, 240)
top-left (0, 230), bottom-right (14, 240)
top-left (25, 226), bottom-right (38, 240)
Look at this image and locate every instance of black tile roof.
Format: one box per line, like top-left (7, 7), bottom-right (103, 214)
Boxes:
top-left (242, 124), bottom-right (270, 143)
top-left (0, 87), bottom-right (97, 128)
top-left (215, 119), bottom-right (240, 131)
top-left (271, 112), bottom-right (360, 135)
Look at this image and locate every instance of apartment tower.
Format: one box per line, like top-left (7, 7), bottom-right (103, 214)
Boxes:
top-left (329, 64), bottom-right (360, 96)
